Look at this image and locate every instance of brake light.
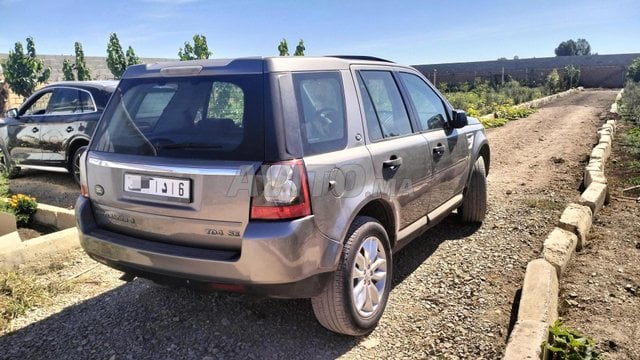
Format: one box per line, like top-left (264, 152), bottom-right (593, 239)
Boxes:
top-left (80, 150), bottom-right (89, 198)
top-left (250, 159), bottom-right (311, 220)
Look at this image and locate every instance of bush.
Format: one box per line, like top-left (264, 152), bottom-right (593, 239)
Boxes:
top-left (4, 194), bottom-right (37, 227)
top-left (626, 57), bottom-right (640, 83)
top-left (546, 69), bottom-right (562, 94)
top-left (619, 81), bottom-right (640, 125)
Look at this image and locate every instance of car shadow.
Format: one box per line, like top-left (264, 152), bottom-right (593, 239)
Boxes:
top-left (0, 215), bottom-right (481, 360)
top-left (392, 214), bottom-right (481, 288)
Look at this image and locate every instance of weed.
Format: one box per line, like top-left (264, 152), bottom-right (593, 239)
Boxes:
top-left (524, 198), bottom-right (564, 211)
top-left (544, 320), bottom-right (602, 359)
top-left (480, 117), bottom-right (508, 128)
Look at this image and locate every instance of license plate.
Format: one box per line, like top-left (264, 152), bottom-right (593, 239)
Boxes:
top-left (124, 173), bottom-right (191, 202)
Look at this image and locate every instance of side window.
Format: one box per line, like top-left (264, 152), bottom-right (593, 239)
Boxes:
top-left (77, 90), bottom-right (96, 112)
top-left (22, 91), bottom-right (53, 116)
top-left (399, 73), bottom-right (448, 130)
top-left (293, 71), bottom-right (346, 154)
top-left (48, 88), bottom-right (82, 115)
top-left (358, 70), bottom-right (412, 138)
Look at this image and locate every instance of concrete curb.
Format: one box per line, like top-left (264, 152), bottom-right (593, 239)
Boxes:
top-left (503, 89), bottom-right (622, 359)
top-left (0, 203), bottom-right (79, 271)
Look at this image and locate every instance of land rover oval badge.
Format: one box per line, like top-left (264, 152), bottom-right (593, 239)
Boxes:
top-left (95, 185), bottom-right (105, 196)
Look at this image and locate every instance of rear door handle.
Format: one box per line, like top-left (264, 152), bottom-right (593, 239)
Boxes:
top-left (382, 157), bottom-right (403, 169)
top-left (31, 127), bottom-right (39, 133)
top-left (433, 144), bottom-right (445, 157)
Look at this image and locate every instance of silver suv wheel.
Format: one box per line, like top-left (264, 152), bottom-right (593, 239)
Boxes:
top-left (312, 216), bottom-right (392, 336)
top-left (351, 236), bottom-right (388, 318)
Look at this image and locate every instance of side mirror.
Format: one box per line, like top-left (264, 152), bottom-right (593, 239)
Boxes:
top-left (6, 108), bottom-right (18, 118)
top-left (451, 110), bottom-right (468, 128)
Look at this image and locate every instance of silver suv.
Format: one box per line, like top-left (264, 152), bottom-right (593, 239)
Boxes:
top-left (76, 56), bottom-right (490, 335)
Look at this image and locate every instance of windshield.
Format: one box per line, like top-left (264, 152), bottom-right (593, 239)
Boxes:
top-left (91, 75), bottom-right (264, 161)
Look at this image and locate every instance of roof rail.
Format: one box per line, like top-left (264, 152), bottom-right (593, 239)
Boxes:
top-left (326, 55), bottom-right (395, 63)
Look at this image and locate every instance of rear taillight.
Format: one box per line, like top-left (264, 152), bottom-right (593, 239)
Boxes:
top-left (250, 159), bottom-right (311, 220)
top-left (79, 150), bottom-right (89, 198)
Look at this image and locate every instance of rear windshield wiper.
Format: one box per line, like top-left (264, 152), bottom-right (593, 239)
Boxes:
top-left (158, 143), bottom-right (223, 150)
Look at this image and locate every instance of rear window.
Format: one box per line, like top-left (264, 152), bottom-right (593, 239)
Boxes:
top-left (90, 75), bottom-right (264, 161)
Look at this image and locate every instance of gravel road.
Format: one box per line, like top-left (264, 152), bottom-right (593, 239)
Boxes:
top-left (0, 89), bottom-right (619, 359)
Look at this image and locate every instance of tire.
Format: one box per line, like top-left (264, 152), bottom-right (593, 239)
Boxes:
top-left (0, 147), bottom-right (19, 179)
top-left (459, 156), bottom-right (487, 223)
top-left (311, 216), bottom-right (392, 336)
top-left (71, 146), bottom-right (87, 185)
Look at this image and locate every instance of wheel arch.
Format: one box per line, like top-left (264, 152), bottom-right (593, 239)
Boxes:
top-left (351, 199), bottom-right (397, 249)
top-left (66, 136), bottom-right (90, 170)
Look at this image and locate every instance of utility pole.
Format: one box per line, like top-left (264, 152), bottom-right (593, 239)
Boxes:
top-left (433, 69), bottom-right (437, 86)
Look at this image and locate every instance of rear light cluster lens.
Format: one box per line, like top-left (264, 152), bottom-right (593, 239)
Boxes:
top-left (251, 159), bottom-right (311, 220)
top-left (79, 150), bottom-right (90, 198)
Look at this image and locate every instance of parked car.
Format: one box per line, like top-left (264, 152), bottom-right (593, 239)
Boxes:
top-left (76, 57), bottom-right (490, 335)
top-left (0, 81), bottom-right (117, 184)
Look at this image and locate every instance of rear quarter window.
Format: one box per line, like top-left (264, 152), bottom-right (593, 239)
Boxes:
top-left (293, 72), bottom-right (347, 155)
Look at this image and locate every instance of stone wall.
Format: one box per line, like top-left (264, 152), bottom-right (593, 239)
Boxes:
top-left (413, 53), bottom-right (640, 88)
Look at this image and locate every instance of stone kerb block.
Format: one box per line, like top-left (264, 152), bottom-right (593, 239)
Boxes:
top-left (595, 143), bottom-right (611, 162)
top-left (517, 259), bottom-right (559, 323)
top-left (590, 147), bottom-right (605, 163)
top-left (543, 227), bottom-right (578, 277)
top-left (503, 320), bottom-right (550, 360)
top-left (598, 134), bottom-right (612, 148)
top-left (584, 169), bottom-right (607, 188)
top-left (606, 120), bottom-right (617, 133)
top-left (579, 182), bottom-right (608, 216)
top-left (558, 203), bottom-right (593, 250)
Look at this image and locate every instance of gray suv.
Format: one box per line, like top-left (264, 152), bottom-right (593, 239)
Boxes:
top-left (76, 56), bottom-right (490, 335)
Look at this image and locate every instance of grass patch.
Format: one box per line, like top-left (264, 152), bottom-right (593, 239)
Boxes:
top-left (0, 270), bottom-right (74, 331)
top-left (524, 198), bottom-right (565, 211)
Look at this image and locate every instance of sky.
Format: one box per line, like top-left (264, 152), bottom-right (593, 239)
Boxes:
top-left (0, 0), bottom-right (639, 65)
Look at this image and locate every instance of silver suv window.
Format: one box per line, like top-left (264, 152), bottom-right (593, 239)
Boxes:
top-left (399, 72), bottom-right (448, 130)
top-left (358, 70), bottom-right (413, 139)
top-left (90, 75), bottom-right (264, 161)
top-left (293, 71), bottom-right (347, 155)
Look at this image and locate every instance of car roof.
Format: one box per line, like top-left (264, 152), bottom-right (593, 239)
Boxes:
top-left (44, 80), bottom-right (118, 92)
top-left (122, 56), bottom-right (403, 78)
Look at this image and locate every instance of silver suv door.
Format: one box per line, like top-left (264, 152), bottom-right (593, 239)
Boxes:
top-left (356, 69), bottom-right (432, 231)
top-left (398, 72), bottom-right (470, 211)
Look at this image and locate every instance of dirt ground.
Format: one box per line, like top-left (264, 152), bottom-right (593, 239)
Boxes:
top-left (559, 119), bottom-right (640, 359)
top-left (0, 89), bottom-right (635, 359)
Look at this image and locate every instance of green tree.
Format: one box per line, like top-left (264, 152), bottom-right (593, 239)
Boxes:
top-left (555, 40), bottom-right (577, 56)
top-left (126, 46), bottom-right (140, 67)
top-left (106, 33), bottom-right (141, 79)
top-left (626, 57), bottom-right (640, 83)
top-left (1, 36), bottom-right (51, 99)
top-left (74, 42), bottom-right (91, 81)
top-left (106, 33), bottom-right (126, 79)
top-left (294, 39), bottom-right (305, 56)
top-left (575, 38), bottom-right (591, 56)
top-left (62, 59), bottom-right (75, 81)
top-left (278, 39), bottom-right (289, 56)
top-left (178, 34), bottom-right (212, 60)
top-left (555, 38), bottom-right (591, 56)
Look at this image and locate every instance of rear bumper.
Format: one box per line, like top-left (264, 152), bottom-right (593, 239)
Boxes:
top-left (75, 197), bottom-right (342, 298)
